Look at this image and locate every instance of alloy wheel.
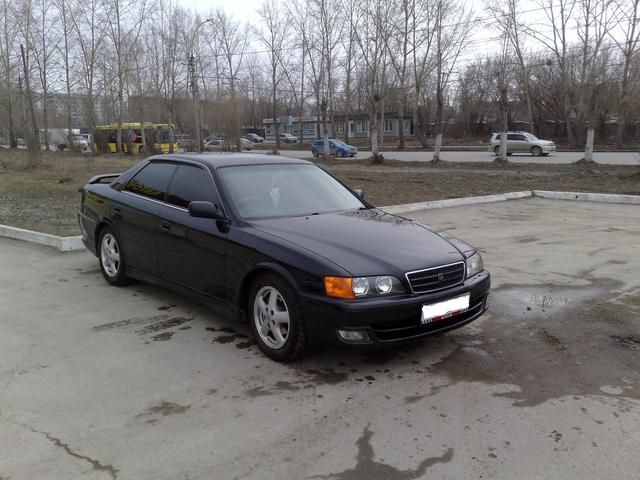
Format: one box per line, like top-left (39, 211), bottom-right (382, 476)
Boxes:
top-left (101, 233), bottom-right (120, 278)
top-left (253, 286), bottom-right (290, 349)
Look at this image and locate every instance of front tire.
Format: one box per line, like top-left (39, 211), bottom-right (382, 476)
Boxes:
top-left (248, 273), bottom-right (307, 362)
top-left (531, 146), bottom-right (542, 156)
top-left (98, 226), bottom-right (130, 286)
top-left (312, 149), bottom-right (319, 158)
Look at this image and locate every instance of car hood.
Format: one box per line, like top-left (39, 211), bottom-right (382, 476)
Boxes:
top-left (249, 209), bottom-right (464, 276)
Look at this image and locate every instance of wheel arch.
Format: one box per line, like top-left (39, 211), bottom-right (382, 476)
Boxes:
top-left (94, 219), bottom-right (117, 253)
top-left (237, 262), bottom-right (301, 323)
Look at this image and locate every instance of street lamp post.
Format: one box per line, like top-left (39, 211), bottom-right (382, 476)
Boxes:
top-left (189, 18), bottom-right (213, 153)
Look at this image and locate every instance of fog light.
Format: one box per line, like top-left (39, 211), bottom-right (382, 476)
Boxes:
top-left (338, 330), bottom-right (370, 343)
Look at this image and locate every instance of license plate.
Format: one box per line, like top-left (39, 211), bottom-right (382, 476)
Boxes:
top-left (421, 294), bottom-right (470, 324)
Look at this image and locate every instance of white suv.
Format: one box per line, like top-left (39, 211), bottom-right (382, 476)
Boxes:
top-left (279, 133), bottom-right (298, 143)
top-left (489, 132), bottom-right (556, 156)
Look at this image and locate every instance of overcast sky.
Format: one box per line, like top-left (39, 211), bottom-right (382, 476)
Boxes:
top-left (177, 0), bottom-right (608, 66)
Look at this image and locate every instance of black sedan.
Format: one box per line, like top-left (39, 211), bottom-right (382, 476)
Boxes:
top-left (78, 154), bottom-right (490, 361)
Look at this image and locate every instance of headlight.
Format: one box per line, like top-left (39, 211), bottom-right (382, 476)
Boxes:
top-left (324, 275), bottom-right (405, 299)
top-left (465, 252), bottom-right (484, 278)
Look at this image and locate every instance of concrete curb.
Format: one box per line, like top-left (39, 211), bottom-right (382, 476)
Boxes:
top-left (532, 190), bottom-right (640, 205)
top-left (381, 191), bottom-right (533, 214)
top-left (0, 224), bottom-right (84, 252)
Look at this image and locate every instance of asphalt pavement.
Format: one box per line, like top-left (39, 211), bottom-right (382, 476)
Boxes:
top-left (1, 198), bottom-right (639, 479)
top-left (254, 148), bottom-right (640, 165)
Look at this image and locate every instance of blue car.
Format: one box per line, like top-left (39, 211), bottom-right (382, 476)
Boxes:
top-left (311, 139), bottom-right (357, 158)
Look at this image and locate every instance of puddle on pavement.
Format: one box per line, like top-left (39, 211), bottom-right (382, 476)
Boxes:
top-left (310, 425), bottom-right (453, 480)
top-left (238, 278), bottom-right (640, 409)
top-left (426, 279), bottom-right (640, 406)
top-left (136, 401), bottom-right (191, 419)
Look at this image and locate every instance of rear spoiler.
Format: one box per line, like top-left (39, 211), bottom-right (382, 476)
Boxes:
top-left (88, 173), bottom-right (122, 184)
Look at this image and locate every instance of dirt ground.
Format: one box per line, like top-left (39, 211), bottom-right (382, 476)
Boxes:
top-left (1, 150), bottom-right (639, 236)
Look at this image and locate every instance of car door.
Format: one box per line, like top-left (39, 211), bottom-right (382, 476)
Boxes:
top-left (508, 133), bottom-right (527, 152)
top-left (117, 162), bottom-right (177, 277)
top-left (157, 163), bottom-right (227, 301)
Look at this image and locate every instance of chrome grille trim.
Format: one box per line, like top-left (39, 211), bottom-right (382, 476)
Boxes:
top-left (405, 261), bottom-right (466, 294)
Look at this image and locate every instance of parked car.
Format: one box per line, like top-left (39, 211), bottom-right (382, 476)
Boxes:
top-left (311, 139), bottom-right (358, 158)
top-left (205, 138), bottom-right (253, 151)
top-left (244, 133), bottom-right (264, 143)
top-left (78, 154), bottom-right (490, 361)
top-left (279, 133), bottom-right (298, 143)
top-left (489, 132), bottom-right (556, 156)
top-left (175, 133), bottom-right (194, 152)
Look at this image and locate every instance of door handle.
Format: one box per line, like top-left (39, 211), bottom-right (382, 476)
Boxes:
top-left (160, 221), bottom-right (171, 231)
top-left (113, 207), bottom-right (121, 213)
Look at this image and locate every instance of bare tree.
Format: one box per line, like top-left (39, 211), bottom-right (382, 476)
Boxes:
top-left (214, 10), bottom-right (249, 151)
top-left (353, 0), bottom-right (391, 162)
top-left (69, 0), bottom-right (105, 151)
top-left (610, 0), bottom-right (640, 146)
top-left (256, 0), bottom-right (288, 150)
top-left (488, 0), bottom-right (536, 135)
top-left (432, 0), bottom-right (473, 162)
top-left (101, 0), bottom-right (148, 153)
top-left (0, 0), bottom-right (17, 147)
top-left (531, 0), bottom-right (578, 145)
top-left (382, 0), bottom-right (415, 149)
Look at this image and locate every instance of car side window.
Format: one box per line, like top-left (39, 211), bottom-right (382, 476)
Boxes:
top-left (167, 164), bottom-right (219, 209)
top-left (507, 134), bottom-right (517, 141)
top-left (124, 162), bottom-right (177, 201)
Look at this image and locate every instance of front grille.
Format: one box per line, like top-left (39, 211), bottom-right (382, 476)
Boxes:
top-left (372, 295), bottom-right (487, 342)
top-left (406, 262), bottom-right (465, 293)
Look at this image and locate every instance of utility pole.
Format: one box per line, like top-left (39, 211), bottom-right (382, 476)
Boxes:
top-left (188, 53), bottom-right (201, 152)
top-left (18, 74), bottom-right (28, 144)
top-left (188, 18), bottom-right (213, 153)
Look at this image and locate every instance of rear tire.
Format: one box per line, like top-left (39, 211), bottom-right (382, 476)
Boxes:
top-left (248, 273), bottom-right (307, 362)
top-left (98, 226), bottom-right (130, 286)
top-left (493, 146), bottom-right (502, 156)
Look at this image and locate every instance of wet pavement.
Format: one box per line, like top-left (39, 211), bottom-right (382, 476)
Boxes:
top-left (1, 198), bottom-right (639, 479)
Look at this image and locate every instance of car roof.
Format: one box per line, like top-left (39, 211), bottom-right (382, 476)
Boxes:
top-left (149, 153), bottom-right (312, 169)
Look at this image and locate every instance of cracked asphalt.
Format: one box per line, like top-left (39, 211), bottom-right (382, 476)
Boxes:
top-left (1, 198), bottom-right (639, 479)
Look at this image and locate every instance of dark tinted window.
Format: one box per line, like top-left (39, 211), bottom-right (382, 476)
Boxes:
top-left (507, 134), bottom-right (526, 141)
top-left (124, 162), bottom-right (176, 201)
top-left (167, 164), bottom-right (218, 208)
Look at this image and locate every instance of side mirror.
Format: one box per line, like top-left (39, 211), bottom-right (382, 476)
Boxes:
top-left (353, 189), bottom-right (364, 199)
top-left (188, 201), bottom-right (226, 220)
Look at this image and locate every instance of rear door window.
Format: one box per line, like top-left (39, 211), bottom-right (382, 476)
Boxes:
top-left (124, 162), bottom-right (177, 201)
top-left (167, 164), bottom-right (219, 209)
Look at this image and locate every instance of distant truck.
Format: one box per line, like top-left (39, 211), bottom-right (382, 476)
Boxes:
top-left (40, 128), bottom-right (89, 152)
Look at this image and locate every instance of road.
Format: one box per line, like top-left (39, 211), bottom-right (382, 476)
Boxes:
top-left (1, 198), bottom-right (639, 479)
top-left (254, 148), bottom-right (640, 165)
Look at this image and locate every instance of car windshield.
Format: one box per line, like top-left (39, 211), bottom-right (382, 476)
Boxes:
top-left (524, 133), bottom-right (539, 141)
top-left (332, 140), bottom-right (346, 146)
top-left (219, 163), bottom-right (365, 219)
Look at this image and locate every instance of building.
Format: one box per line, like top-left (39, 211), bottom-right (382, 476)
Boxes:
top-left (333, 113), bottom-right (415, 140)
top-left (263, 116), bottom-right (331, 140)
top-left (262, 113), bottom-right (415, 142)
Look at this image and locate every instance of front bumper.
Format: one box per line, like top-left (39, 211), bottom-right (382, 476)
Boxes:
top-left (298, 270), bottom-right (490, 347)
top-left (541, 145), bottom-right (556, 153)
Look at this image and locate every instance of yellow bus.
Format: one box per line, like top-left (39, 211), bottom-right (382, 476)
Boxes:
top-left (93, 123), bottom-right (178, 154)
